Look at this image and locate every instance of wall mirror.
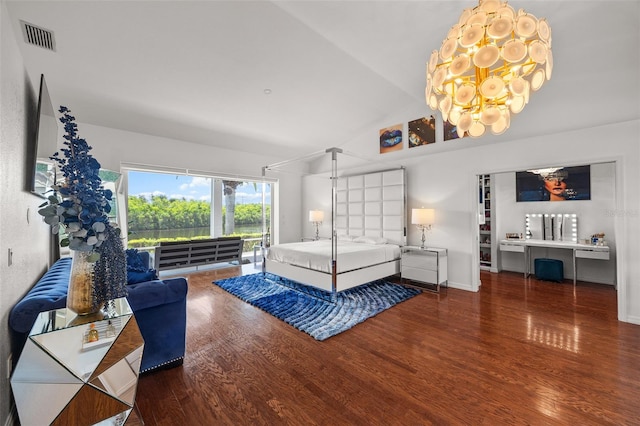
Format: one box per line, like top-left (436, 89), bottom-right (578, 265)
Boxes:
top-left (525, 213), bottom-right (577, 242)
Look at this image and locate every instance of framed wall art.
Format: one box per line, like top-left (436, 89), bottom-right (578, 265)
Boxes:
top-left (443, 119), bottom-right (468, 141)
top-left (408, 116), bottom-right (436, 148)
top-left (516, 165), bottom-right (591, 202)
top-left (379, 124), bottom-right (403, 154)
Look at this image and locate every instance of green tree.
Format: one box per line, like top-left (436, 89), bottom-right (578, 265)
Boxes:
top-left (127, 196), bottom-right (211, 231)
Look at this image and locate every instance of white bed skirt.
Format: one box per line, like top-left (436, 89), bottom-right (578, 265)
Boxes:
top-left (265, 258), bottom-right (400, 293)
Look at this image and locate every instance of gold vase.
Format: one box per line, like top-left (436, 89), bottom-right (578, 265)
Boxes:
top-left (67, 251), bottom-right (101, 315)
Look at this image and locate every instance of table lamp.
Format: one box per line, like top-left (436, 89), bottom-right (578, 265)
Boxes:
top-left (411, 208), bottom-right (434, 249)
top-left (309, 210), bottom-right (324, 240)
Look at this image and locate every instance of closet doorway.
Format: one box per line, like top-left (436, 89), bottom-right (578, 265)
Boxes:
top-left (473, 161), bottom-right (623, 319)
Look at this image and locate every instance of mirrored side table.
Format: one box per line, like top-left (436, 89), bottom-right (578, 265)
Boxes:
top-left (11, 297), bottom-right (144, 426)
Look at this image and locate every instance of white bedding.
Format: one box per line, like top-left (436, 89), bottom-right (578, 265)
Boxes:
top-left (266, 240), bottom-right (400, 274)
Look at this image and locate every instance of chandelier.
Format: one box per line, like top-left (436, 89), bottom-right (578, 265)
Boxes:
top-left (426, 0), bottom-right (552, 138)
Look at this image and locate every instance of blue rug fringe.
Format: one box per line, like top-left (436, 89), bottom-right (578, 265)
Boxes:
top-left (213, 273), bottom-right (421, 341)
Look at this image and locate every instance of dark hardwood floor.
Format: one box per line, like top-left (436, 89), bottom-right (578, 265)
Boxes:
top-left (129, 265), bottom-right (640, 425)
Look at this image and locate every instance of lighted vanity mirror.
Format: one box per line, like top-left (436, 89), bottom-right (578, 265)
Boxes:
top-left (525, 213), bottom-right (577, 242)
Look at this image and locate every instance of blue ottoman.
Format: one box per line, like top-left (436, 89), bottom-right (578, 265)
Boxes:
top-left (534, 258), bottom-right (564, 282)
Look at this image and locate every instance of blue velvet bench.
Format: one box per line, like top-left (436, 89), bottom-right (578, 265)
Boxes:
top-left (9, 252), bottom-right (188, 373)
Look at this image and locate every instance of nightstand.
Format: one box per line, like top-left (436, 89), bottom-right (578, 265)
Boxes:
top-left (401, 246), bottom-right (448, 292)
top-left (11, 298), bottom-right (144, 425)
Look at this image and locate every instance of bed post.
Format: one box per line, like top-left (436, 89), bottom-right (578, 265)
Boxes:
top-left (327, 147), bottom-right (342, 296)
top-left (261, 166), bottom-right (267, 277)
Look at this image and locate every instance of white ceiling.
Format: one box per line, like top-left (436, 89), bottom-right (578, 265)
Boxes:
top-left (5, 1), bottom-right (640, 159)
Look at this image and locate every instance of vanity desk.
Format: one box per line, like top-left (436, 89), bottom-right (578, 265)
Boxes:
top-left (499, 239), bottom-right (610, 285)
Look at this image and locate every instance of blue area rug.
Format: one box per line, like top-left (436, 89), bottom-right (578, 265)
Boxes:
top-left (213, 273), bottom-right (421, 341)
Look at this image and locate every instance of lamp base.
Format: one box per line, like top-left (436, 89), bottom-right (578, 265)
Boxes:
top-left (415, 224), bottom-right (431, 250)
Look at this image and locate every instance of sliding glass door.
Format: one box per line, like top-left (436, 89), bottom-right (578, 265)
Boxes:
top-left (125, 169), bottom-right (272, 254)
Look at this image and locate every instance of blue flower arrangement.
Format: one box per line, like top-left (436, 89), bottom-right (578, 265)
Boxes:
top-left (39, 106), bottom-right (113, 256)
top-left (38, 107), bottom-right (127, 309)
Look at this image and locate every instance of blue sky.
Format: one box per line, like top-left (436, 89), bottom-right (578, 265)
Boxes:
top-left (128, 171), bottom-right (270, 204)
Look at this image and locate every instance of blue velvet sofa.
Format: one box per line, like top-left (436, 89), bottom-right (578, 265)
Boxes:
top-left (9, 251), bottom-right (188, 373)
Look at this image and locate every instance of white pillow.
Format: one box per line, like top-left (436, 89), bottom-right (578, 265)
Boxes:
top-left (337, 234), bottom-right (355, 241)
top-left (353, 236), bottom-right (387, 245)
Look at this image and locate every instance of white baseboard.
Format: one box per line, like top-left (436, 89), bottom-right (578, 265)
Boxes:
top-left (447, 281), bottom-right (474, 292)
top-left (626, 315), bottom-right (640, 325)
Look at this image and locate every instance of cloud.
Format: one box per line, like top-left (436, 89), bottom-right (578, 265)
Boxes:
top-left (133, 177), bottom-right (269, 204)
top-left (180, 176), bottom-right (211, 191)
top-left (233, 188), bottom-right (272, 204)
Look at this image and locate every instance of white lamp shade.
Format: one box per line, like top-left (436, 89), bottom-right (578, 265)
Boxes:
top-left (411, 208), bottom-right (435, 225)
top-left (309, 210), bottom-right (324, 223)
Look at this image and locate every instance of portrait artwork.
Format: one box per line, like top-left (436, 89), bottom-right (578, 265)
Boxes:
top-left (516, 165), bottom-right (591, 202)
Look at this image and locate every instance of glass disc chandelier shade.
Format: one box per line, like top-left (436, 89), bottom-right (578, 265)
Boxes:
top-left (426, 0), bottom-right (552, 138)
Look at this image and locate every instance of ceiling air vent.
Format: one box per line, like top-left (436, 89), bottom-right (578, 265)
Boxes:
top-left (21, 21), bottom-right (56, 51)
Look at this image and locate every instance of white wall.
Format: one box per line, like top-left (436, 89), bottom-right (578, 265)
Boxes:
top-left (0, 2), bottom-right (52, 422)
top-left (77, 122), bottom-right (303, 245)
top-left (302, 175), bottom-right (331, 240)
top-left (303, 119), bottom-right (640, 324)
top-left (495, 162), bottom-right (616, 284)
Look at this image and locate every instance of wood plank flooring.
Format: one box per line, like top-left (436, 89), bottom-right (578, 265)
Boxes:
top-left (129, 266), bottom-right (640, 425)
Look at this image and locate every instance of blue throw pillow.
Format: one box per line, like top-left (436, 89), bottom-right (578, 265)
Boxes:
top-left (126, 249), bottom-right (158, 284)
top-left (127, 270), bottom-right (158, 284)
top-left (126, 249), bottom-right (147, 272)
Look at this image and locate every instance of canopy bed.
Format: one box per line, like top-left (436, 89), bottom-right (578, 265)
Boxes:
top-left (261, 148), bottom-right (407, 294)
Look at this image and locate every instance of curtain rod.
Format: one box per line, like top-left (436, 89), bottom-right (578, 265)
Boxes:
top-left (120, 162), bottom-right (277, 183)
top-left (262, 146), bottom-right (404, 176)
top-left (263, 148), bottom-right (331, 171)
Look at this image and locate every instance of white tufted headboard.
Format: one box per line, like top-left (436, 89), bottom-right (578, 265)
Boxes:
top-left (335, 168), bottom-right (406, 246)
